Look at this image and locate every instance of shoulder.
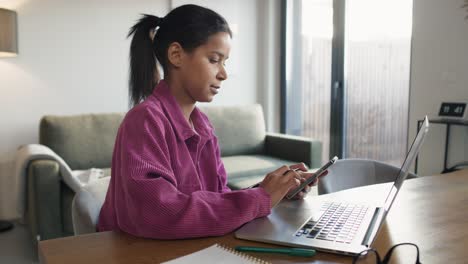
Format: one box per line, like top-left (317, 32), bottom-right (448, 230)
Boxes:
top-left (121, 97), bottom-right (170, 135)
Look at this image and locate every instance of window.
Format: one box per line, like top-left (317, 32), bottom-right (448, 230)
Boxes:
top-left (282, 0), bottom-right (413, 166)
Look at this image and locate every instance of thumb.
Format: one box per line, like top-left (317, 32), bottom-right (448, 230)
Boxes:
top-left (288, 177), bottom-right (301, 190)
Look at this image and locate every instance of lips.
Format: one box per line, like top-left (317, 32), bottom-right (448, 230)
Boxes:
top-left (210, 85), bottom-right (220, 94)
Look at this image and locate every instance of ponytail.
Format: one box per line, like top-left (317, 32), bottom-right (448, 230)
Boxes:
top-left (127, 14), bottom-right (163, 107)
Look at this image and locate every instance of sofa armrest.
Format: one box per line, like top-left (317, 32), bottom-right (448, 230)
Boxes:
top-left (27, 159), bottom-right (64, 242)
top-left (265, 133), bottom-right (322, 169)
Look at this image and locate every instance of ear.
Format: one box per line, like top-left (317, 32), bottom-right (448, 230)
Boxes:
top-left (167, 42), bottom-right (185, 68)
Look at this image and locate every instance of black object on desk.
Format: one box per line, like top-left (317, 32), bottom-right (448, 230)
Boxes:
top-left (415, 118), bottom-right (468, 174)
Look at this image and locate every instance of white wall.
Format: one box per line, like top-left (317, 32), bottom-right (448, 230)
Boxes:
top-left (181, 0), bottom-right (262, 108)
top-left (256, 0), bottom-right (281, 133)
top-left (409, 0), bottom-right (468, 175)
top-left (0, 0), bottom-right (265, 220)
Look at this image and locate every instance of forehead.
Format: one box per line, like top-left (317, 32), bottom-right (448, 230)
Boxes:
top-left (197, 32), bottom-right (231, 56)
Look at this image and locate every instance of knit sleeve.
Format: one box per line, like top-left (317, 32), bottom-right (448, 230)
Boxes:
top-left (112, 109), bottom-right (271, 239)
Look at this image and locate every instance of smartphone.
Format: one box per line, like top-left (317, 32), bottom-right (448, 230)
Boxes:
top-left (286, 156), bottom-right (338, 199)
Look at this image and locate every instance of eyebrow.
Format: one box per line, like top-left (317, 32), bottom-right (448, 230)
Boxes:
top-left (210, 51), bottom-right (229, 60)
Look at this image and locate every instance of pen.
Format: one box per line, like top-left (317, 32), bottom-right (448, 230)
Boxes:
top-left (235, 246), bottom-right (316, 257)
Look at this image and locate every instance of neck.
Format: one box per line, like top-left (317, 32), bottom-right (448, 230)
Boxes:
top-left (164, 78), bottom-right (195, 122)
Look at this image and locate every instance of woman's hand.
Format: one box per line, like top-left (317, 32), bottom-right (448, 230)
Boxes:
top-left (259, 166), bottom-right (301, 208)
top-left (286, 163), bottom-right (328, 200)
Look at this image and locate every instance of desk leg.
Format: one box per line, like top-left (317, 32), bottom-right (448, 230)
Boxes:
top-left (443, 124), bottom-right (451, 173)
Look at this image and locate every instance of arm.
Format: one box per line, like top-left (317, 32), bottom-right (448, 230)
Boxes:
top-left (121, 176), bottom-right (270, 239)
top-left (265, 132), bottom-right (322, 169)
top-left (212, 134), bottom-right (231, 193)
top-left (110, 111), bottom-right (271, 239)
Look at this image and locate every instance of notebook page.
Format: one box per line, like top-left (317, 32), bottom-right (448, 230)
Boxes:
top-left (161, 244), bottom-right (270, 264)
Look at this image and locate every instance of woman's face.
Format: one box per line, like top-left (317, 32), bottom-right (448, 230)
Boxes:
top-left (178, 32), bottom-right (231, 103)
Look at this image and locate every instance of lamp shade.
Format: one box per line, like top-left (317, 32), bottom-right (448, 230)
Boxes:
top-left (0, 8), bottom-right (18, 57)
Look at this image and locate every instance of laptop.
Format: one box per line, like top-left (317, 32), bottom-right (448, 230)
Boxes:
top-left (235, 116), bottom-right (430, 256)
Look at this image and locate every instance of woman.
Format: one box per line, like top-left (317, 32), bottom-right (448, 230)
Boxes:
top-left (97, 4), bottom-right (317, 239)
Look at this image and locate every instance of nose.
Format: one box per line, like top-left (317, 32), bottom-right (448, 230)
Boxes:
top-left (217, 65), bottom-right (228, 81)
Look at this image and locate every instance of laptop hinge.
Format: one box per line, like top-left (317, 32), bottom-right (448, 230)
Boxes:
top-left (361, 207), bottom-right (385, 247)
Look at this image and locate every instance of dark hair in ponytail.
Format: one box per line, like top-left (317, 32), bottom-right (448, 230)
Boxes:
top-left (127, 4), bottom-right (232, 107)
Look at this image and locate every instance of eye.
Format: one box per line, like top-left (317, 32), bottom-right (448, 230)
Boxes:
top-left (209, 58), bottom-right (220, 64)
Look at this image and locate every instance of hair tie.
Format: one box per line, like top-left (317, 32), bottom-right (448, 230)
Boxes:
top-left (148, 16), bottom-right (164, 42)
top-left (152, 16), bottom-right (165, 41)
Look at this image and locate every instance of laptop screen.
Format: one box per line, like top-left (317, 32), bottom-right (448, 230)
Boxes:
top-left (383, 116), bottom-right (430, 211)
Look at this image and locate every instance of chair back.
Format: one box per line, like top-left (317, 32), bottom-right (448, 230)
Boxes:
top-left (318, 159), bottom-right (417, 195)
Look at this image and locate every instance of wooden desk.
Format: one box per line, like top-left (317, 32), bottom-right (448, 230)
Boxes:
top-left (39, 170), bottom-right (468, 264)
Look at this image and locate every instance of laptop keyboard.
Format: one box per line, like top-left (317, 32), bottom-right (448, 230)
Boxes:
top-left (294, 202), bottom-right (369, 244)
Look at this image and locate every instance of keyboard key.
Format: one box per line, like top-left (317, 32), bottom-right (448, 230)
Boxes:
top-left (296, 202), bottom-right (369, 242)
top-left (307, 229), bottom-right (320, 238)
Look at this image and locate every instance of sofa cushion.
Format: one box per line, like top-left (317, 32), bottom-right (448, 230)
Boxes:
top-left (40, 113), bottom-right (124, 170)
top-left (199, 104), bottom-right (266, 157)
top-left (222, 155), bottom-right (298, 189)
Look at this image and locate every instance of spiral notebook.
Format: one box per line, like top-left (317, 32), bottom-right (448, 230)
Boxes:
top-left (162, 244), bottom-right (270, 264)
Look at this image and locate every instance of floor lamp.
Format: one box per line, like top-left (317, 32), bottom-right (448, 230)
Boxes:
top-left (0, 7), bottom-right (18, 233)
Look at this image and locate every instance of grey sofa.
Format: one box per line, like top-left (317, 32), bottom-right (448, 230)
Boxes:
top-left (26, 104), bottom-right (322, 241)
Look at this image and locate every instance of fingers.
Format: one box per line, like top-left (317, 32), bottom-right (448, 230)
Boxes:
top-left (279, 171), bottom-right (301, 197)
top-left (283, 169), bottom-right (302, 186)
top-left (286, 175), bottom-right (308, 200)
top-left (294, 171), bottom-right (317, 186)
top-left (289, 162), bottom-right (308, 172)
top-left (271, 165), bottom-right (302, 184)
top-left (289, 184), bottom-right (311, 200)
top-left (261, 166), bottom-right (302, 208)
top-left (271, 163), bottom-right (309, 177)
top-left (271, 165), bottom-right (291, 176)
top-left (301, 169), bottom-right (329, 186)
top-left (299, 172), bottom-right (314, 179)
